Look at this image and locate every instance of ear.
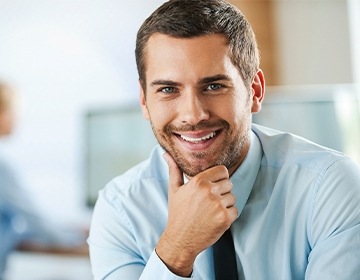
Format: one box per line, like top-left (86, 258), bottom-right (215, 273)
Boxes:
top-left (250, 69), bottom-right (265, 113)
top-left (139, 80), bottom-right (150, 120)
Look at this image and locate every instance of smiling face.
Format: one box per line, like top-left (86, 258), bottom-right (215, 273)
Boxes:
top-left (140, 33), bottom-right (264, 177)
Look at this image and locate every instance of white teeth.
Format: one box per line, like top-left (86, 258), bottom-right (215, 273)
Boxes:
top-left (180, 131), bottom-right (217, 143)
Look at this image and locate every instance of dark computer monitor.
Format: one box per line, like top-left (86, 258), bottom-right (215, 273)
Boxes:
top-left (84, 105), bottom-right (157, 206)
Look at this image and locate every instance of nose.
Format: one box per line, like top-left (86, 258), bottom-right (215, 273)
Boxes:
top-left (179, 90), bottom-right (210, 125)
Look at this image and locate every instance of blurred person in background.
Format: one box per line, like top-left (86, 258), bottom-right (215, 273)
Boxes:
top-left (0, 81), bottom-right (88, 278)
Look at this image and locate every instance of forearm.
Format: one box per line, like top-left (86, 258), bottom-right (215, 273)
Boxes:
top-left (155, 231), bottom-right (197, 277)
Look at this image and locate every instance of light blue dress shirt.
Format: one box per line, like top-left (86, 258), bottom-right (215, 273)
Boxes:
top-left (88, 124), bottom-right (360, 279)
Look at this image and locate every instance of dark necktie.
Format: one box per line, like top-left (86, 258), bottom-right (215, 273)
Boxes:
top-left (213, 228), bottom-right (239, 280)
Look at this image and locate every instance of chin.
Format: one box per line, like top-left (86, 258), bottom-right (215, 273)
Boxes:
top-left (176, 156), bottom-right (221, 177)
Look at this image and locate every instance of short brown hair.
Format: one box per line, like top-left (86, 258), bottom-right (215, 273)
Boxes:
top-left (135, 0), bottom-right (259, 89)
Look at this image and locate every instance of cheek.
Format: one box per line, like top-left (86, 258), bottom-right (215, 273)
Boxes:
top-left (146, 100), bottom-right (176, 130)
top-left (226, 99), bottom-right (252, 128)
top-left (217, 99), bottom-right (241, 122)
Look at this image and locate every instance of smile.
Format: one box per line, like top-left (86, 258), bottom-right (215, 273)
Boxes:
top-left (180, 131), bottom-right (217, 143)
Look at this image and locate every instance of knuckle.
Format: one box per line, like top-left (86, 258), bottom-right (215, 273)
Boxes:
top-left (216, 204), bottom-right (237, 227)
top-left (209, 183), bottom-right (220, 196)
top-left (216, 205), bottom-right (230, 222)
top-left (192, 174), bottom-right (204, 186)
top-left (194, 176), bottom-right (213, 192)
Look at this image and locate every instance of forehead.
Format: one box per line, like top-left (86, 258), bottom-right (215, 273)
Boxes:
top-left (144, 33), bottom-right (236, 82)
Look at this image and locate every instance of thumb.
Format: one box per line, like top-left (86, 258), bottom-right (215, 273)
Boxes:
top-left (163, 152), bottom-right (184, 194)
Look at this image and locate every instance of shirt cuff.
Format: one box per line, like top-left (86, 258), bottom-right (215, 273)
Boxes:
top-left (140, 249), bottom-right (195, 280)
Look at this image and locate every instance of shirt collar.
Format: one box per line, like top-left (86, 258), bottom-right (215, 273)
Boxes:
top-left (231, 130), bottom-right (262, 218)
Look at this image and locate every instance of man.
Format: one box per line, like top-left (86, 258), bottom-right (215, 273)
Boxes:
top-left (0, 82), bottom-right (88, 278)
top-left (88, 0), bottom-right (360, 279)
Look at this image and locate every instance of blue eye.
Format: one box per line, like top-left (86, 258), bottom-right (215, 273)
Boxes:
top-left (160, 87), bottom-right (176, 94)
top-left (206, 84), bottom-right (222, 91)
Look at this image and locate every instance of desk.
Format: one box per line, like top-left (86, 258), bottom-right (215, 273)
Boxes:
top-left (4, 251), bottom-right (92, 280)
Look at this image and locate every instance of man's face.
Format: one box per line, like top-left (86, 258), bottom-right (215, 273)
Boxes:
top-left (140, 33), bottom-right (261, 177)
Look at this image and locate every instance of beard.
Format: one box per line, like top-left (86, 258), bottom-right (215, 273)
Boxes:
top-left (150, 119), bottom-right (250, 177)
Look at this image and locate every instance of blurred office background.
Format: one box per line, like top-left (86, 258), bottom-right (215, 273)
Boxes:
top-left (0, 0), bottom-right (359, 279)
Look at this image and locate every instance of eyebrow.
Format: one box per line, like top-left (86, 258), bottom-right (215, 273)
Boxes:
top-left (199, 74), bottom-right (231, 85)
top-left (150, 80), bottom-right (181, 87)
top-left (150, 74), bottom-right (231, 87)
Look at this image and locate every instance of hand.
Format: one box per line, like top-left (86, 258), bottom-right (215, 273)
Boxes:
top-left (156, 152), bottom-right (238, 276)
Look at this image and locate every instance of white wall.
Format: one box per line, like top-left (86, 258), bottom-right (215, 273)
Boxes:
top-left (348, 0), bottom-right (360, 84)
top-left (0, 0), bottom-right (165, 223)
top-left (273, 0), bottom-right (353, 85)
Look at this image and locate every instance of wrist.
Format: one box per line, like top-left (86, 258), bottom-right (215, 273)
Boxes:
top-left (155, 236), bottom-right (195, 277)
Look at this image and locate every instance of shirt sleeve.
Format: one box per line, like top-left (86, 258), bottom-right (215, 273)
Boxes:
top-left (88, 187), bottom-right (199, 280)
top-left (140, 251), bottom-right (200, 280)
top-left (306, 157), bottom-right (360, 279)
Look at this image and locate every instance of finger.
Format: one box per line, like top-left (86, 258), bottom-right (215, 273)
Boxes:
top-left (201, 165), bottom-right (229, 183)
top-left (163, 152), bottom-right (184, 194)
top-left (211, 180), bottom-right (233, 196)
top-left (221, 192), bottom-right (236, 209)
top-left (227, 206), bottom-right (239, 223)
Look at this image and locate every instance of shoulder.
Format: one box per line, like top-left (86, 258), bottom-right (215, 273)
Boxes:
top-left (0, 156), bottom-right (15, 175)
top-left (251, 124), bottom-right (353, 172)
top-left (251, 124), bottom-right (360, 243)
top-left (0, 156), bottom-right (19, 188)
top-left (252, 123), bottom-right (360, 209)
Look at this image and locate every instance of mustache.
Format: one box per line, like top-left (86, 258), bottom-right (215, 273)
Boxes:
top-left (165, 120), bottom-right (230, 133)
